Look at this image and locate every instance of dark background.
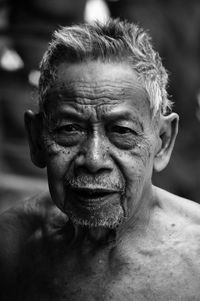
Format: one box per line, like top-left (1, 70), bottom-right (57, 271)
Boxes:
top-left (0, 0), bottom-right (200, 212)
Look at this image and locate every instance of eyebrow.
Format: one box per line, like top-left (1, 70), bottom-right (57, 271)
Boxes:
top-left (56, 112), bottom-right (88, 124)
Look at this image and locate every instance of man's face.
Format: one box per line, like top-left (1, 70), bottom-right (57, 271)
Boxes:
top-left (41, 61), bottom-right (159, 228)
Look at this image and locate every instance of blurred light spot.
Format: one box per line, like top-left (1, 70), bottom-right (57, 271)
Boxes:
top-left (0, 48), bottom-right (24, 71)
top-left (196, 92), bottom-right (200, 121)
top-left (28, 70), bottom-right (40, 87)
top-left (85, 0), bottom-right (110, 23)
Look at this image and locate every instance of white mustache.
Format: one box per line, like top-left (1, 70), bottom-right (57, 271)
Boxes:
top-left (64, 174), bottom-right (124, 191)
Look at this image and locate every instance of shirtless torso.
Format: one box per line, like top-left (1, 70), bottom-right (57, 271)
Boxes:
top-left (1, 186), bottom-right (200, 301)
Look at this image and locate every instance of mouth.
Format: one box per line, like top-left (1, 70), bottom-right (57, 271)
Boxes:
top-left (73, 188), bottom-right (115, 198)
top-left (66, 187), bottom-right (121, 209)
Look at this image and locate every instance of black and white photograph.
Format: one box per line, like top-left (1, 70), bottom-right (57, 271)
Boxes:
top-left (0, 1), bottom-right (200, 300)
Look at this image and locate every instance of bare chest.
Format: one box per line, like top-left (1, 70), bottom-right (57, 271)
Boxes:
top-left (16, 240), bottom-right (200, 301)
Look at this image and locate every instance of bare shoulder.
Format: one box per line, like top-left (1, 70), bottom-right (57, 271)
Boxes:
top-left (0, 191), bottom-right (64, 233)
top-left (0, 192), bottom-right (68, 299)
top-left (0, 191), bottom-right (67, 270)
top-left (153, 185), bottom-right (200, 244)
top-left (154, 186), bottom-right (200, 224)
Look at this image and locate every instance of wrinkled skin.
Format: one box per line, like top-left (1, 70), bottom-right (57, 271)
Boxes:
top-left (41, 62), bottom-right (158, 230)
top-left (1, 61), bottom-right (200, 301)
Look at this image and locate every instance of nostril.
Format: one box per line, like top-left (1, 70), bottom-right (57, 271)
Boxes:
top-left (74, 156), bottom-right (112, 175)
top-left (74, 151), bottom-right (106, 172)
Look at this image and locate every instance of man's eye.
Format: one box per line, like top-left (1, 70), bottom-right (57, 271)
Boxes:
top-left (57, 124), bottom-right (83, 133)
top-left (111, 125), bottom-right (137, 135)
top-left (108, 125), bottom-right (139, 150)
top-left (53, 123), bottom-right (85, 147)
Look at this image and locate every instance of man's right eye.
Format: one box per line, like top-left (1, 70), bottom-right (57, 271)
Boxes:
top-left (57, 124), bottom-right (82, 133)
top-left (54, 124), bottom-right (86, 146)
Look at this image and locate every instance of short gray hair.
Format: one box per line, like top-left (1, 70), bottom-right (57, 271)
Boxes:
top-left (39, 19), bottom-right (172, 115)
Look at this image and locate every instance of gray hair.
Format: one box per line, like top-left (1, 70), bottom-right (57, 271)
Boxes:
top-left (39, 19), bottom-right (172, 115)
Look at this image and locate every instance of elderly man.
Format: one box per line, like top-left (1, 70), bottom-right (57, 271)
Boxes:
top-left (1, 19), bottom-right (200, 300)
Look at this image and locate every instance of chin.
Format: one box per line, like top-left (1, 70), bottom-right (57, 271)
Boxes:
top-left (65, 205), bottom-right (124, 229)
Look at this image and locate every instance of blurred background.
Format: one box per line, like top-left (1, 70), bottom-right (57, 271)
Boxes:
top-left (0, 0), bottom-right (200, 212)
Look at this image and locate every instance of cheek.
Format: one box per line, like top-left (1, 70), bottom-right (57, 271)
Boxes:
top-left (136, 139), bottom-right (155, 175)
top-left (113, 140), bottom-right (154, 212)
top-left (43, 134), bottom-right (77, 209)
top-left (43, 132), bottom-right (76, 167)
top-left (116, 139), bottom-right (154, 183)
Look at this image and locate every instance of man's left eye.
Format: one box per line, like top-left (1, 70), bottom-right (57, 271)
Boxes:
top-left (110, 125), bottom-right (137, 135)
top-left (108, 125), bottom-right (139, 149)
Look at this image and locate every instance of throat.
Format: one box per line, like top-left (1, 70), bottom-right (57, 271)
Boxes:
top-left (87, 227), bottom-right (117, 244)
top-left (72, 224), bottom-right (118, 246)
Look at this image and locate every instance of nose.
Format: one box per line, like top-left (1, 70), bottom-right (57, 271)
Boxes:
top-left (74, 132), bottom-right (113, 174)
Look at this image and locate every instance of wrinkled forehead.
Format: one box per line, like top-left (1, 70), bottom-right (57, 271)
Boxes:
top-left (41, 61), bottom-right (153, 123)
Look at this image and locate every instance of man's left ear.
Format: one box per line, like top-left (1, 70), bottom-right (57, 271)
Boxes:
top-left (154, 113), bottom-right (179, 172)
top-left (24, 110), bottom-right (46, 168)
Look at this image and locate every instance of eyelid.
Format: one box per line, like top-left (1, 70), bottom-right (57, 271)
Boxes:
top-left (109, 123), bottom-right (140, 134)
top-left (59, 123), bottom-right (85, 130)
top-left (60, 124), bottom-right (79, 130)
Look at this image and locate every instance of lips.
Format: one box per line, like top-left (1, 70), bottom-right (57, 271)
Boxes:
top-left (72, 188), bottom-right (115, 198)
top-left (66, 187), bottom-right (121, 209)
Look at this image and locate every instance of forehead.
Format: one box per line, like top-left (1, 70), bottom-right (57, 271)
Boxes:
top-left (44, 61), bottom-right (151, 122)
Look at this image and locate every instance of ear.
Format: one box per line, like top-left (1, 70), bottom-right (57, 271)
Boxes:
top-left (153, 113), bottom-right (179, 172)
top-left (24, 110), bottom-right (46, 168)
